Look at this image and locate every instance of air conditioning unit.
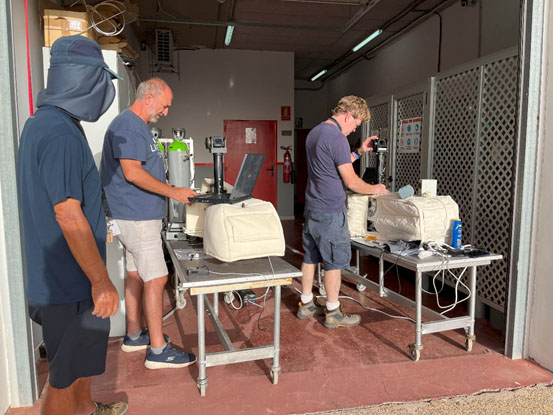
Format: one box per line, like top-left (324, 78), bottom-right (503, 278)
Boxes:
top-left (154, 29), bottom-right (174, 70)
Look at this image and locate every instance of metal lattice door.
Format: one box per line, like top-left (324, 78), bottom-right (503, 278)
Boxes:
top-left (395, 93), bottom-right (424, 190)
top-left (430, 51), bottom-right (517, 310)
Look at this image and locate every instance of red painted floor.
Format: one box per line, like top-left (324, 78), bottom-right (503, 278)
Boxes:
top-left (10, 220), bottom-right (553, 414)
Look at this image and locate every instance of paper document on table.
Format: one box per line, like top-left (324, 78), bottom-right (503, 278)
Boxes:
top-left (351, 238), bottom-right (420, 256)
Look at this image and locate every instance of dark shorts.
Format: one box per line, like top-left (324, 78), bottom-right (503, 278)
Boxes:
top-left (28, 298), bottom-right (110, 389)
top-left (302, 210), bottom-right (351, 270)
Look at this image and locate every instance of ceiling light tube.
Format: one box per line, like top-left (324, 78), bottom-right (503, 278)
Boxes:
top-left (352, 29), bottom-right (382, 52)
top-left (310, 69), bottom-right (327, 81)
top-left (224, 25), bottom-right (234, 46)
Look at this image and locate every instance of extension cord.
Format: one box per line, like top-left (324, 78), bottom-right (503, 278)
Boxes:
top-left (418, 249), bottom-right (434, 259)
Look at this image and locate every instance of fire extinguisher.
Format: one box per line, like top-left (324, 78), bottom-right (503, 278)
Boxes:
top-left (281, 145), bottom-right (292, 183)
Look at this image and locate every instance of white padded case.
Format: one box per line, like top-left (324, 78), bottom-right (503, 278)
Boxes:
top-left (372, 194), bottom-right (459, 243)
top-left (203, 198), bottom-right (285, 262)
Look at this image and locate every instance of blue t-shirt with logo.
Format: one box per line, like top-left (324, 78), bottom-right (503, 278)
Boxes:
top-left (100, 109), bottom-right (166, 220)
top-left (17, 106), bottom-right (106, 305)
top-left (305, 122), bottom-right (351, 213)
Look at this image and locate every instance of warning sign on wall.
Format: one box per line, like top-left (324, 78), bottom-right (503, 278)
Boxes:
top-left (398, 117), bottom-right (422, 153)
top-left (281, 106), bottom-right (291, 121)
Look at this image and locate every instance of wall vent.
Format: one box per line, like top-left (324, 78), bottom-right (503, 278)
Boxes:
top-left (155, 29), bottom-right (174, 69)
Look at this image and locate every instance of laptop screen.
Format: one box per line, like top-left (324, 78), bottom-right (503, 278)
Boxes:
top-left (230, 153), bottom-right (265, 199)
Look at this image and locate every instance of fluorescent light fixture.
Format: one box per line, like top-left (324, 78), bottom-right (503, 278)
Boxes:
top-left (352, 29), bottom-right (382, 52)
top-left (224, 25), bottom-right (234, 46)
top-left (310, 69), bottom-right (327, 82)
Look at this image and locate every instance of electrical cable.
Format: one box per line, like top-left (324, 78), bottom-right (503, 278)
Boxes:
top-left (433, 11), bottom-right (443, 73)
top-left (286, 280), bottom-right (414, 323)
top-left (88, 1), bottom-right (127, 37)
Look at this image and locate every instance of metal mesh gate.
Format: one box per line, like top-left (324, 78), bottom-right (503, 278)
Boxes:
top-left (367, 102), bottom-right (389, 169)
top-left (395, 93), bottom-right (424, 190)
top-left (472, 56), bottom-right (518, 309)
top-left (431, 52), bottom-right (517, 310)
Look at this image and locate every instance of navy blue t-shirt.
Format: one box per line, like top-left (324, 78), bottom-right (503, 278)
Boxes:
top-left (305, 122), bottom-right (351, 213)
top-left (17, 106), bottom-right (106, 305)
top-left (100, 109), bottom-right (166, 220)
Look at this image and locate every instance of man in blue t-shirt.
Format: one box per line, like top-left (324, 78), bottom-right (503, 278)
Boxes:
top-left (101, 78), bottom-right (197, 369)
top-left (297, 96), bottom-right (388, 329)
top-left (17, 36), bottom-right (127, 415)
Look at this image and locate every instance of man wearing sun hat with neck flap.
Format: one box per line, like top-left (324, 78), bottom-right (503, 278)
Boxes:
top-left (17, 35), bottom-right (128, 415)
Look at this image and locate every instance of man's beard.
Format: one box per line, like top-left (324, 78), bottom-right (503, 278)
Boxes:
top-left (148, 113), bottom-right (161, 123)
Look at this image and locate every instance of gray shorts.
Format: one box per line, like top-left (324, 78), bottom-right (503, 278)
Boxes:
top-left (115, 219), bottom-right (168, 282)
top-left (302, 210), bottom-right (351, 270)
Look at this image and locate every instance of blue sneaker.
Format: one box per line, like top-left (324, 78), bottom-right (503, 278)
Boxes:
top-left (144, 343), bottom-right (197, 369)
top-left (121, 330), bottom-right (170, 352)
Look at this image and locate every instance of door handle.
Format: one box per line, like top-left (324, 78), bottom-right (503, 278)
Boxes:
top-left (266, 166), bottom-right (274, 176)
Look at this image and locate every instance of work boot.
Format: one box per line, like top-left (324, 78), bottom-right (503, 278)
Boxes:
top-left (297, 300), bottom-right (325, 320)
top-left (324, 305), bottom-right (361, 328)
top-left (92, 401), bottom-right (128, 415)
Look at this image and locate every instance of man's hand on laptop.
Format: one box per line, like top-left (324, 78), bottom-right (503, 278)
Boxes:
top-left (171, 187), bottom-right (199, 204)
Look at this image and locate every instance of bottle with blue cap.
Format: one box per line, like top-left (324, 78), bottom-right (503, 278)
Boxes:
top-left (451, 218), bottom-right (462, 249)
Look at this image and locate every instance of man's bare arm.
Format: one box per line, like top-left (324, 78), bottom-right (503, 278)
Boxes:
top-left (54, 198), bottom-right (119, 318)
top-left (337, 163), bottom-right (388, 195)
top-left (119, 158), bottom-right (197, 204)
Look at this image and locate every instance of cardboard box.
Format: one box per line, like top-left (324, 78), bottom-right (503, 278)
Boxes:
top-left (43, 9), bottom-right (96, 47)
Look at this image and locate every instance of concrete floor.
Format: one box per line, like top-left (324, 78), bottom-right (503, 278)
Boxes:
top-left (8, 220), bottom-right (553, 415)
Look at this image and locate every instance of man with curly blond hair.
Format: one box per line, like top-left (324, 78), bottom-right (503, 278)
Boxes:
top-left (297, 95), bottom-right (388, 328)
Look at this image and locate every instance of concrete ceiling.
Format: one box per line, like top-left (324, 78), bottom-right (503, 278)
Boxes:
top-left (130, 0), bottom-right (455, 81)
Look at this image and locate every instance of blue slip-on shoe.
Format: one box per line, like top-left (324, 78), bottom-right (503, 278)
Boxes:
top-left (144, 343), bottom-right (197, 369)
top-left (121, 330), bottom-right (170, 352)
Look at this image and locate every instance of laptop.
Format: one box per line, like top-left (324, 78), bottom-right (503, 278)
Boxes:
top-left (189, 153), bottom-right (265, 204)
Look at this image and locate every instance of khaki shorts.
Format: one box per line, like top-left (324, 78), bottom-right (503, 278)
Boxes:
top-left (115, 219), bottom-right (168, 282)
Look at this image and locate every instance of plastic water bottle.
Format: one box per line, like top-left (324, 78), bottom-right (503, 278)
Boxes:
top-left (452, 219), bottom-right (462, 249)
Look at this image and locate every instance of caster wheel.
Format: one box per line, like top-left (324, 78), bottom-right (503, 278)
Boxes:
top-left (319, 284), bottom-right (326, 296)
top-left (409, 344), bottom-right (421, 361)
top-left (465, 338), bottom-right (474, 352)
top-left (271, 366), bottom-right (281, 384)
top-left (176, 292), bottom-right (187, 309)
top-left (356, 283), bottom-right (367, 292)
top-left (224, 291), bottom-right (235, 304)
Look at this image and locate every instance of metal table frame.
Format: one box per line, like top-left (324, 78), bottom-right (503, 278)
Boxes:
top-left (164, 239), bottom-right (301, 396)
top-left (344, 239), bottom-right (502, 361)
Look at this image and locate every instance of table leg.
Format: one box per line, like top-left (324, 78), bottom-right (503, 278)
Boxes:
top-left (378, 255), bottom-right (385, 297)
top-left (197, 294), bottom-right (208, 396)
top-left (409, 270), bottom-right (423, 361)
top-left (213, 292), bottom-right (219, 316)
top-left (271, 285), bottom-right (282, 384)
top-left (466, 266), bottom-right (477, 352)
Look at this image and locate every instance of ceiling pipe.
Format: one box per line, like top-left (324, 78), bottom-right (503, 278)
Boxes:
top-left (138, 16), bottom-right (342, 32)
top-left (325, 0), bottom-right (457, 81)
top-left (341, 0), bottom-right (382, 33)
top-left (139, 0), bottom-right (379, 33)
top-left (280, 0), bottom-right (366, 5)
top-left (302, 0), bottom-right (424, 79)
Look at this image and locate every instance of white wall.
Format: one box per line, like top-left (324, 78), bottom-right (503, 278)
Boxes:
top-left (0, 190), bottom-right (11, 415)
top-left (140, 48), bottom-right (295, 165)
top-left (526, 0), bottom-right (553, 371)
top-left (136, 48), bottom-right (295, 216)
top-left (295, 0), bottom-right (520, 127)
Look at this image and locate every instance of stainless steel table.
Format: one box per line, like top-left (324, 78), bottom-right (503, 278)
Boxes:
top-left (164, 239), bottom-right (302, 396)
top-left (346, 238), bottom-right (502, 361)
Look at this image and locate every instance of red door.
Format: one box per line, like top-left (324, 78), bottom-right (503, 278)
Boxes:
top-left (294, 128), bottom-right (310, 206)
top-left (223, 120), bottom-right (278, 208)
